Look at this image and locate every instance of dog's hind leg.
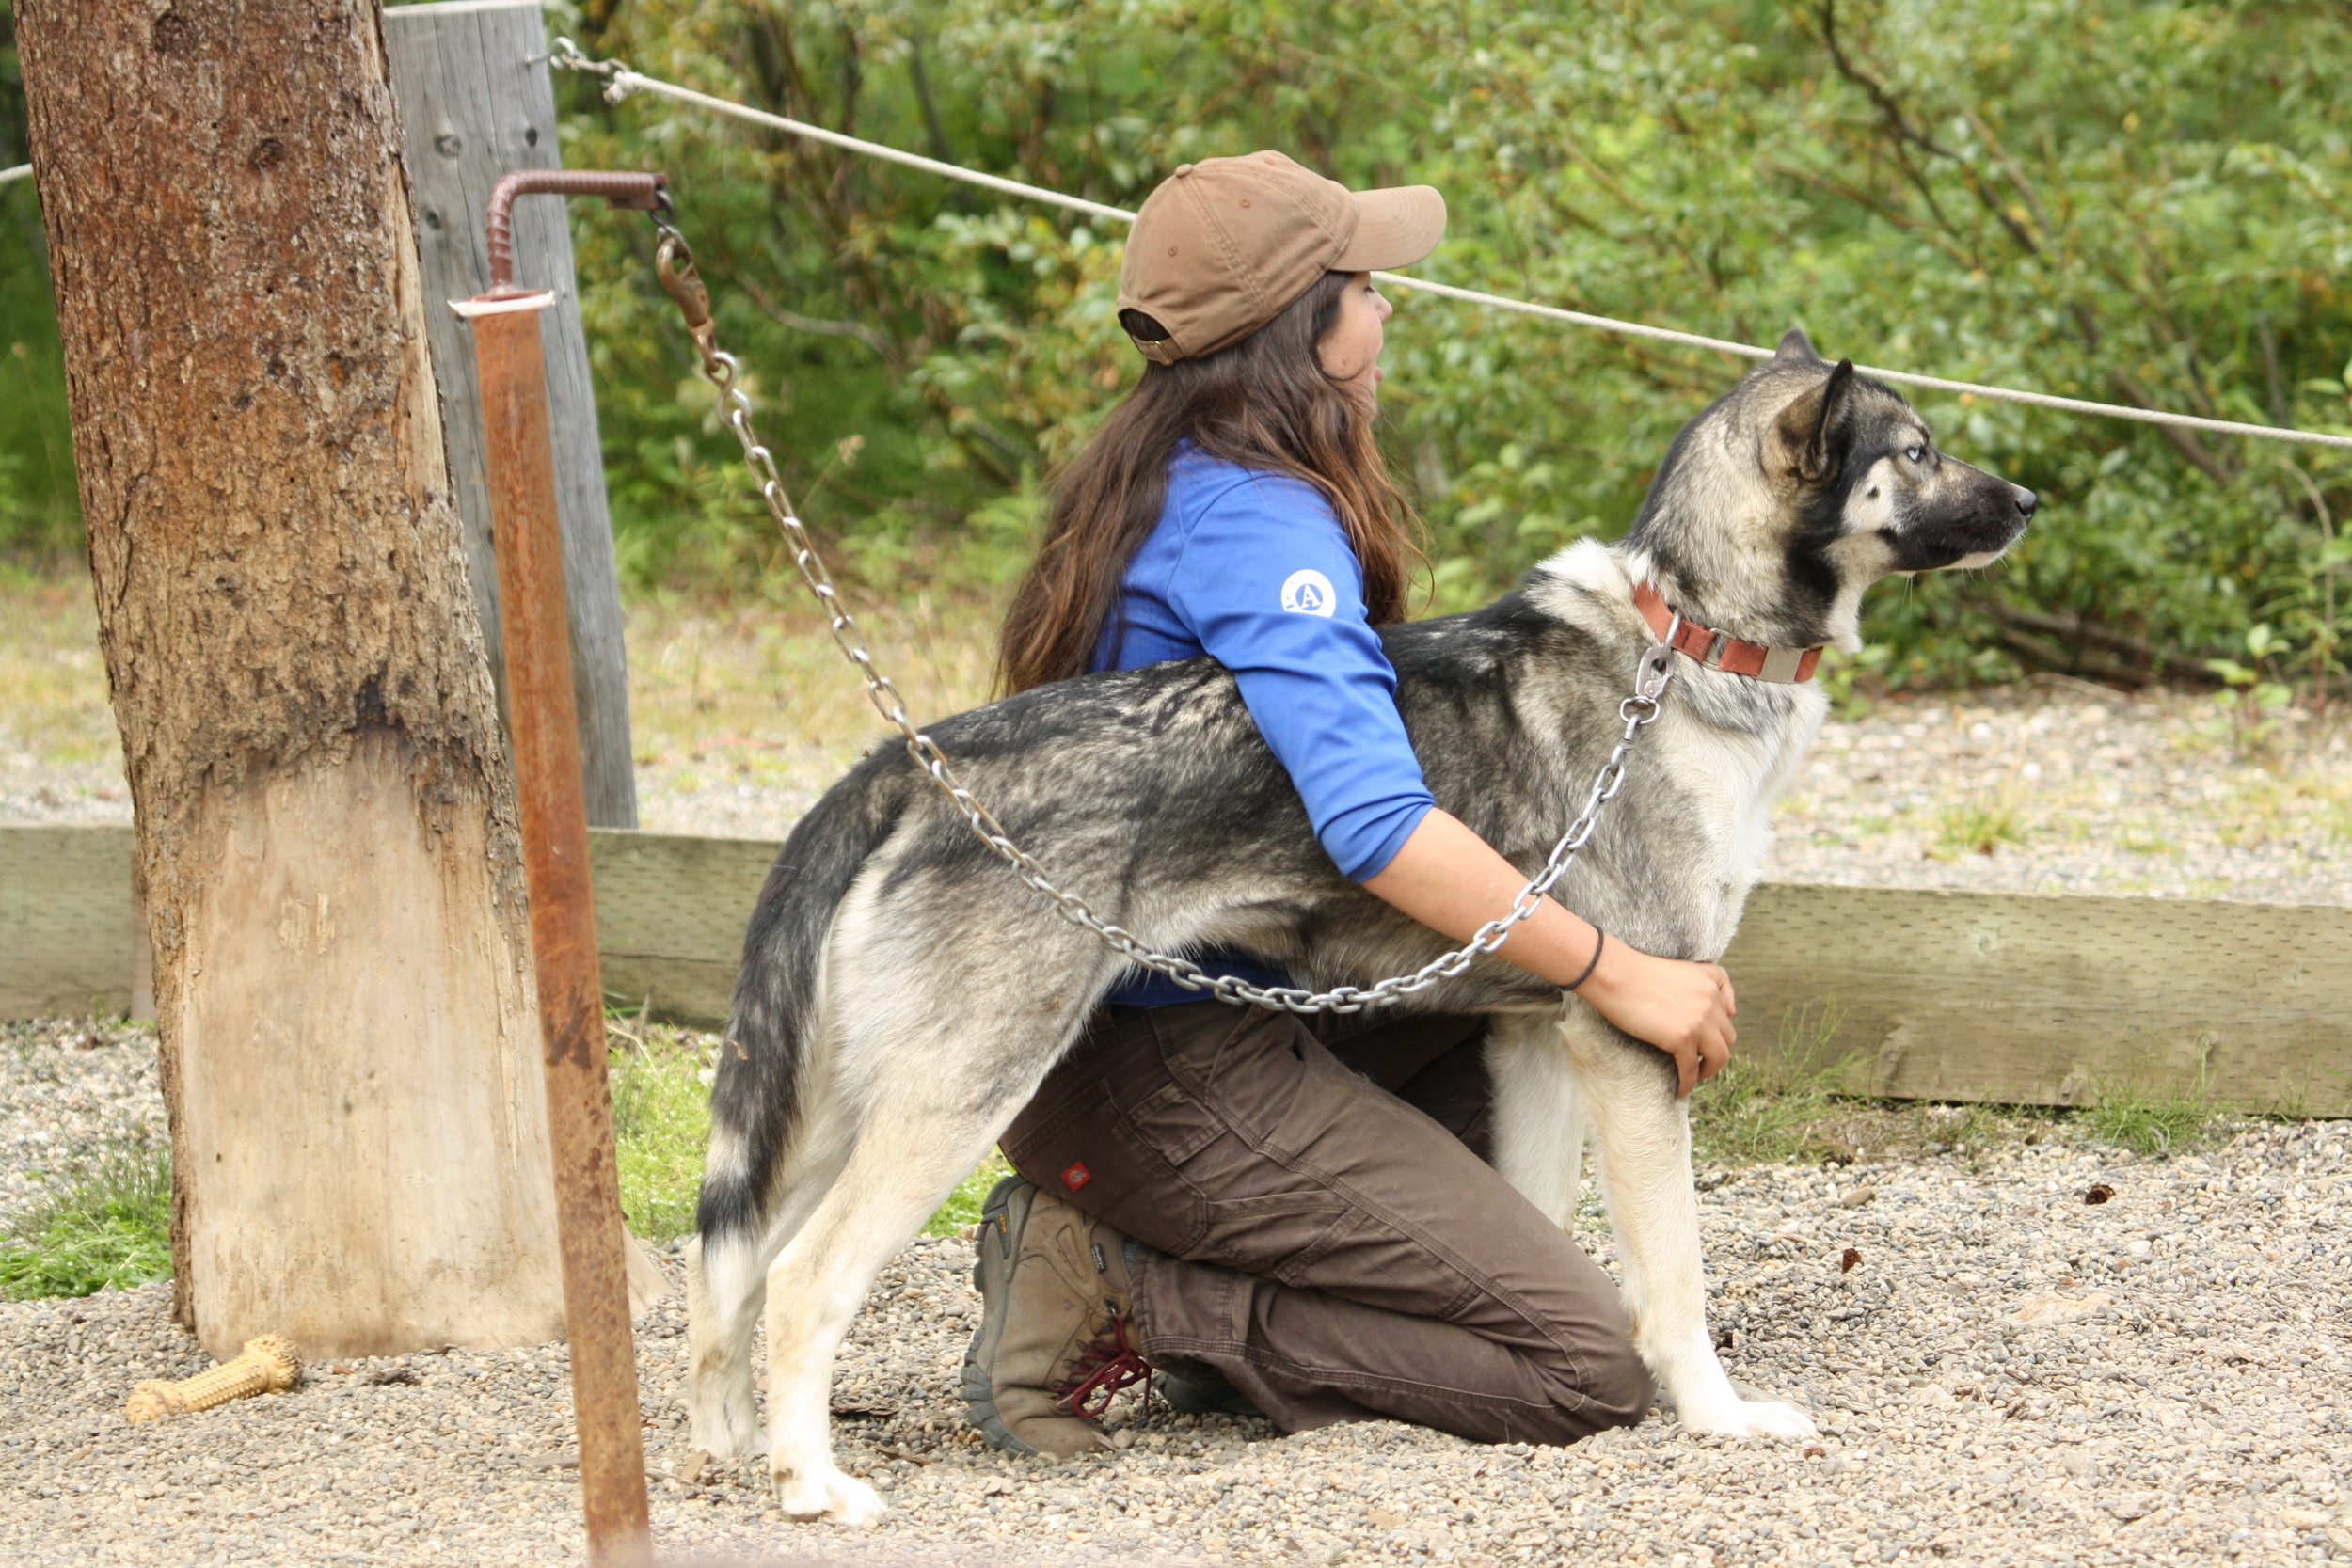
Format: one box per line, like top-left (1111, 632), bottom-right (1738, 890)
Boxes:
top-left (1564, 1006), bottom-right (1816, 1438)
top-left (686, 1079), bottom-right (862, 1463)
top-left (757, 993), bottom-right (1089, 1524)
top-left (685, 1234), bottom-right (763, 1462)
top-left (1487, 1009), bottom-right (1589, 1230)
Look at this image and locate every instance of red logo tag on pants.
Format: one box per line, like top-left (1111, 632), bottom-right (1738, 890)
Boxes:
top-left (1060, 1161), bottom-right (1092, 1192)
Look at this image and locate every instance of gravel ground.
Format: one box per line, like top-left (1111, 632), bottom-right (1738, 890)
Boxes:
top-left (8, 622), bottom-right (2349, 1560)
top-left (1766, 684), bottom-right (2351, 905)
top-left (0, 1019), bottom-right (166, 1230)
top-left (0, 753), bottom-right (131, 827)
top-left (6, 1022), bottom-right (2350, 1566)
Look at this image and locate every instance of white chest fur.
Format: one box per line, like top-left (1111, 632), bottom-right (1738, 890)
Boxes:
top-left (1645, 680), bottom-right (1825, 954)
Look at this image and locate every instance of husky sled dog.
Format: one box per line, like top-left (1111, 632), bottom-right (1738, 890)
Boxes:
top-left (686, 330), bottom-right (2035, 1521)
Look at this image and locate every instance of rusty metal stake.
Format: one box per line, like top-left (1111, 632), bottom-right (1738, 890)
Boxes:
top-left (456, 168), bottom-right (666, 1568)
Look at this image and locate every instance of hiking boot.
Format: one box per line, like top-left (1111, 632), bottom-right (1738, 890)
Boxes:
top-left (963, 1175), bottom-right (1150, 1457)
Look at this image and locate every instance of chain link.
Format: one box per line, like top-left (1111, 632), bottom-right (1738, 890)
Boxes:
top-left (647, 220), bottom-right (1677, 1013)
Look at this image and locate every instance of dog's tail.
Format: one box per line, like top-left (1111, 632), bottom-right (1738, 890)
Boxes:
top-left (695, 755), bottom-right (906, 1246)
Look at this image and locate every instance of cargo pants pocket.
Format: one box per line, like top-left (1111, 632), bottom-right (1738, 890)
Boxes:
top-left (1001, 1074), bottom-right (1214, 1258)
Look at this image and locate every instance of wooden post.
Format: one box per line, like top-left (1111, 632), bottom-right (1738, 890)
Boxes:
top-left (16, 0), bottom-right (567, 1355)
top-left (384, 0), bottom-right (638, 829)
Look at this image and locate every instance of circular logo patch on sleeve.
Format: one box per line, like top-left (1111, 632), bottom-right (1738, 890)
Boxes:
top-left (1279, 567), bottom-right (1338, 616)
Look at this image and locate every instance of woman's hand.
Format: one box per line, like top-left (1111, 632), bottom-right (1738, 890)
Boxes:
top-left (1361, 808), bottom-right (1737, 1098)
top-left (1575, 941), bottom-right (1737, 1098)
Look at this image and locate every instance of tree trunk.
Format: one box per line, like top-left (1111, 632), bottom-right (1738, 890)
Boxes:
top-left (16, 0), bottom-right (565, 1357)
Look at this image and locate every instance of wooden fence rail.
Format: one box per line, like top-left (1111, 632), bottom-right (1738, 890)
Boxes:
top-left (5, 823), bottom-right (2345, 1115)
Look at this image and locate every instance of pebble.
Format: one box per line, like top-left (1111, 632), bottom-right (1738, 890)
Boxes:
top-left (0, 1018), bottom-right (167, 1229)
top-left (1770, 687), bottom-right (2350, 905)
top-left (619, 686), bottom-right (2352, 911)
top-left (641, 686), bottom-right (2352, 909)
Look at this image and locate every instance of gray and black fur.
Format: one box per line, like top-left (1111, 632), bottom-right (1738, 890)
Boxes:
top-left (687, 330), bottom-right (2036, 1519)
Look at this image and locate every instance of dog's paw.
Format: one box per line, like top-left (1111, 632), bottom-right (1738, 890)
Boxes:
top-left (689, 1406), bottom-right (768, 1462)
top-left (771, 1462), bottom-right (884, 1527)
top-left (1680, 1397), bottom-right (1818, 1438)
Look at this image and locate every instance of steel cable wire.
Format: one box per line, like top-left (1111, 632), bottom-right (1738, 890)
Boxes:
top-left (552, 40), bottom-right (2352, 453)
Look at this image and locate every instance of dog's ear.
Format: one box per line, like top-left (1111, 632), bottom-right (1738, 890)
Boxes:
top-left (1774, 328), bottom-right (1824, 365)
top-left (1772, 359), bottom-right (1857, 483)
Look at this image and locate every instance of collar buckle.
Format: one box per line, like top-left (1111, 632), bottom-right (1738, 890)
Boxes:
top-left (1630, 579), bottom-right (1824, 686)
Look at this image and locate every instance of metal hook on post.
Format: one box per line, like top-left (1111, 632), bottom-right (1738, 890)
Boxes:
top-left (452, 167), bottom-right (666, 1568)
top-left (652, 227), bottom-right (721, 369)
top-left (483, 168), bottom-right (668, 295)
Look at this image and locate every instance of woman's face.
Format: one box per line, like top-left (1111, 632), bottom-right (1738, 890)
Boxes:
top-left (1318, 272), bottom-right (1392, 406)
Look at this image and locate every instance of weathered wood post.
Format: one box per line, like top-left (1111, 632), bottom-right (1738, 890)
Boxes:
top-left (14, 0), bottom-right (567, 1354)
top-left (385, 0), bottom-right (638, 828)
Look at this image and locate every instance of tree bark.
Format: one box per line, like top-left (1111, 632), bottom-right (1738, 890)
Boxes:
top-left (17, 0), bottom-right (565, 1356)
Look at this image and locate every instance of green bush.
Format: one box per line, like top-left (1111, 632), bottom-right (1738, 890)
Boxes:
top-left (3, 1), bottom-right (2346, 688)
top-left (0, 6), bottom-right (80, 559)
top-left (552, 0), bottom-right (2351, 689)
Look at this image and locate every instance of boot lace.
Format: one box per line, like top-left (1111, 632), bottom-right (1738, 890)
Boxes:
top-left (1053, 1312), bottom-right (1152, 1419)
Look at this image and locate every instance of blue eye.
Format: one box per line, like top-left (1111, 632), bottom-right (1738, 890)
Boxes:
top-left (1904, 444), bottom-right (1926, 463)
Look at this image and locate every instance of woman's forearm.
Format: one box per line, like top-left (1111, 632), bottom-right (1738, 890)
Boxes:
top-left (1361, 808), bottom-right (1608, 984)
top-left (1359, 808), bottom-right (1736, 1094)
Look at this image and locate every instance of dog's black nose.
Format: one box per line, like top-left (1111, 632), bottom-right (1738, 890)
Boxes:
top-left (2013, 486), bottom-right (2038, 520)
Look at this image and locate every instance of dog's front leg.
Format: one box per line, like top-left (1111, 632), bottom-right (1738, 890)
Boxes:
top-left (1564, 1007), bottom-right (1816, 1437)
top-left (1488, 1010), bottom-right (1588, 1230)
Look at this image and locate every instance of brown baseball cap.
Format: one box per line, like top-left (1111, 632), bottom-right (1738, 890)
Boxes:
top-left (1116, 150), bottom-right (1447, 364)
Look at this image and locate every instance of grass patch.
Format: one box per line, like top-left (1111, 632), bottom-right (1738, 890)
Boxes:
top-left (608, 1012), bottom-right (721, 1244)
top-left (604, 1010), bottom-right (1014, 1243)
top-left (1690, 1003), bottom-right (1858, 1166)
top-left (1929, 792), bottom-right (2027, 860)
top-left (927, 1150), bottom-right (1015, 1237)
top-left (2215, 769), bottom-right (2352, 848)
top-left (1689, 1002), bottom-right (2086, 1169)
top-left (0, 559), bottom-right (122, 770)
top-left (0, 1132), bottom-right (174, 1301)
top-left (2082, 1042), bottom-right (2226, 1154)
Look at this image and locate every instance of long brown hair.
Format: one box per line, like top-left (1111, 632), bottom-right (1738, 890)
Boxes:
top-left (996, 271), bottom-right (1422, 694)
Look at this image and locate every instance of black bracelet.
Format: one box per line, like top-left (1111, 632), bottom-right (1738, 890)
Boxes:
top-left (1564, 927), bottom-right (1606, 993)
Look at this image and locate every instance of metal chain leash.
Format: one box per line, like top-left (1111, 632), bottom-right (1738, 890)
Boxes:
top-left (646, 215), bottom-right (1679, 1013)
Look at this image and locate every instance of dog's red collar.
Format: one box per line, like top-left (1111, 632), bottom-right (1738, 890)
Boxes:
top-left (1632, 581), bottom-right (1824, 685)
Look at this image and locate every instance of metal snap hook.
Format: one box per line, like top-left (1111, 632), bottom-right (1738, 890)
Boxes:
top-left (1634, 612), bottom-right (1680, 704)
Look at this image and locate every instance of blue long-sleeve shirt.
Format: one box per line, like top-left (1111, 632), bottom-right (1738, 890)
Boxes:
top-left (1095, 442), bottom-right (1437, 1006)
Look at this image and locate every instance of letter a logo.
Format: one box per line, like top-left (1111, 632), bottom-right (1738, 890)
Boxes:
top-left (1280, 568), bottom-right (1337, 616)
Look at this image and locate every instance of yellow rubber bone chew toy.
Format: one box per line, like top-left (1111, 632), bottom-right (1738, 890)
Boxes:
top-left (126, 1335), bottom-right (301, 1422)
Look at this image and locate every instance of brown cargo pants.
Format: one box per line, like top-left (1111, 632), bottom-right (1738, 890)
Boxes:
top-left (1000, 1001), bottom-right (1653, 1444)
